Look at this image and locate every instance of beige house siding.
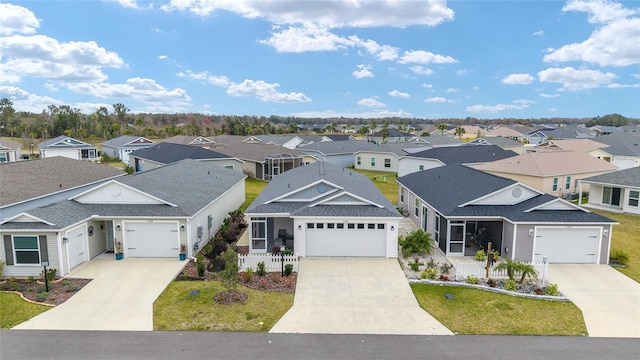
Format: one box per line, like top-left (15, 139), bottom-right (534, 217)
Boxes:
top-left (1, 232), bottom-right (59, 278)
top-left (354, 152), bottom-right (398, 173)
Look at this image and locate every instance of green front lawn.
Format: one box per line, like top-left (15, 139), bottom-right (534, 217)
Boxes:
top-left (153, 281), bottom-right (293, 332)
top-left (352, 168), bottom-right (398, 204)
top-left (411, 284), bottom-right (588, 336)
top-left (591, 209), bottom-right (640, 282)
top-left (0, 292), bottom-right (51, 328)
top-left (239, 178), bottom-right (268, 212)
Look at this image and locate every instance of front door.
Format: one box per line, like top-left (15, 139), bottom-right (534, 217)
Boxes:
top-left (421, 206), bottom-right (428, 232)
top-left (106, 221), bottom-right (114, 251)
top-left (448, 222), bottom-right (465, 255)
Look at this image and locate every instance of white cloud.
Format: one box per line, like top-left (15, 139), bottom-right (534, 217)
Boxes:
top-left (456, 69), bottom-right (470, 76)
top-left (0, 86), bottom-right (63, 113)
top-left (544, 1), bottom-right (640, 67)
top-left (161, 0), bottom-right (454, 28)
top-left (540, 93), bottom-right (560, 98)
top-left (533, 30), bottom-right (544, 36)
top-left (607, 83), bottom-right (640, 88)
top-left (467, 99), bottom-right (535, 113)
top-left (502, 73), bottom-right (535, 85)
top-left (410, 66), bottom-right (434, 75)
top-left (445, 88), bottom-right (459, 93)
top-left (425, 97), bottom-right (453, 103)
top-left (357, 38), bottom-right (399, 61)
top-left (158, 55), bottom-right (168, 60)
top-left (357, 98), bottom-right (386, 108)
top-left (178, 70), bottom-right (231, 87)
top-left (422, 83), bottom-right (433, 89)
top-left (259, 24), bottom-right (355, 52)
top-left (352, 64), bottom-right (374, 79)
top-left (226, 79), bottom-right (311, 103)
top-left (0, 3), bottom-right (39, 36)
top-left (538, 67), bottom-right (617, 90)
top-left (0, 35), bottom-right (125, 84)
top-left (291, 109), bottom-right (412, 119)
top-left (632, 73), bottom-right (640, 79)
top-left (388, 90), bottom-right (410, 98)
top-left (398, 50), bottom-right (457, 64)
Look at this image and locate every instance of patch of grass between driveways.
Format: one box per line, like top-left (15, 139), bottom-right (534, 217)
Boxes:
top-left (591, 209), bottom-right (640, 282)
top-left (0, 292), bottom-right (51, 328)
top-left (154, 281), bottom-right (293, 332)
top-left (411, 284), bottom-right (587, 336)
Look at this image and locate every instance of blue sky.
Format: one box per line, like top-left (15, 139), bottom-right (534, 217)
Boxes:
top-left (1, 0), bottom-right (638, 119)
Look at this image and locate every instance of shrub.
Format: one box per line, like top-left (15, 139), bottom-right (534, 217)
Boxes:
top-left (545, 283), bottom-right (559, 296)
top-left (407, 257), bottom-right (423, 272)
top-left (399, 229), bottom-right (434, 257)
top-left (426, 258), bottom-right (439, 269)
top-left (66, 284), bottom-right (80, 292)
top-left (504, 279), bottom-right (517, 291)
top-left (533, 286), bottom-right (545, 295)
top-left (219, 248), bottom-right (240, 292)
top-left (36, 293), bottom-right (47, 302)
top-left (196, 253), bottom-right (206, 277)
top-left (41, 268), bottom-right (57, 282)
top-left (487, 278), bottom-right (498, 288)
top-left (609, 249), bottom-right (630, 266)
top-left (256, 261), bottom-right (267, 276)
top-left (26, 276), bottom-right (35, 283)
top-left (420, 268), bottom-right (438, 280)
top-left (240, 268), bottom-right (254, 283)
top-left (439, 274), bottom-right (450, 281)
top-left (474, 250), bottom-right (486, 261)
top-left (37, 285), bottom-right (47, 293)
top-left (439, 262), bottom-right (453, 275)
top-left (0, 260), bottom-right (4, 278)
top-left (284, 264), bottom-right (294, 276)
top-left (466, 275), bottom-right (479, 284)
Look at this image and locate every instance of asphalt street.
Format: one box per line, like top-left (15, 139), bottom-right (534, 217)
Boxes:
top-left (1, 330), bottom-right (639, 360)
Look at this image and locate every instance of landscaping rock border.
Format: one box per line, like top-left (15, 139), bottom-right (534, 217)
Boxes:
top-left (409, 279), bottom-right (570, 302)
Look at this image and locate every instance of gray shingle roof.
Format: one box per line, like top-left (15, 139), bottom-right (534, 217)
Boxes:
top-left (580, 167), bottom-right (640, 187)
top-left (600, 143), bottom-right (640, 157)
top-left (209, 135), bottom-right (308, 162)
top-left (0, 157), bottom-right (124, 207)
top-left (38, 135), bottom-right (95, 149)
top-left (129, 142), bottom-right (230, 164)
top-left (246, 162), bottom-right (400, 218)
top-left (397, 164), bottom-right (614, 223)
top-left (101, 135), bottom-right (155, 148)
top-left (406, 144), bottom-right (517, 164)
top-left (297, 140), bottom-right (381, 155)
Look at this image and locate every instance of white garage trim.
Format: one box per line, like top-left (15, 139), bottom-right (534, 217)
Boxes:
top-left (533, 226), bottom-right (601, 264)
top-left (123, 221), bottom-right (180, 258)
top-left (66, 224), bottom-right (88, 271)
top-left (303, 221), bottom-right (388, 257)
top-left (44, 149), bottom-right (78, 160)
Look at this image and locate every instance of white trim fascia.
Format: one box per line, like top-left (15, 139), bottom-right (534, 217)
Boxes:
top-left (123, 137), bottom-right (155, 147)
top-left (243, 212), bottom-right (292, 217)
top-left (0, 212), bottom-right (56, 226)
top-left (68, 180), bottom-right (178, 207)
top-left (264, 179), bottom-right (344, 204)
top-left (309, 191), bottom-right (384, 208)
top-left (524, 198), bottom-right (585, 212)
top-left (458, 182), bottom-right (543, 207)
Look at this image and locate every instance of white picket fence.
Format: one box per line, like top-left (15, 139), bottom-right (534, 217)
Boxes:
top-left (237, 253), bottom-right (299, 273)
top-left (455, 260), bottom-right (547, 280)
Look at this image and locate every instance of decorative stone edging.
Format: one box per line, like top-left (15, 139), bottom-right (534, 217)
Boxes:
top-left (409, 279), bottom-right (570, 302)
top-left (0, 290), bottom-right (56, 307)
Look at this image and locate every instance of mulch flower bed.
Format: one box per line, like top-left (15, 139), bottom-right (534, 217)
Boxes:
top-left (0, 278), bottom-right (91, 306)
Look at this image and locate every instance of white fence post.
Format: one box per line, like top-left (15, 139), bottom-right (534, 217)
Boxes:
top-left (237, 253), bottom-right (300, 273)
top-left (454, 260), bottom-right (546, 280)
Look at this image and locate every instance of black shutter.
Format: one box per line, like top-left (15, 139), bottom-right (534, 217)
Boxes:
top-left (3, 235), bottom-right (14, 265)
top-left (39, 235), bottom-right (48, 263)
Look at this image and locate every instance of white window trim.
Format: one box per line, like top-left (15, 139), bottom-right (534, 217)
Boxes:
top-left (12, 235), bottom-right (41, 266)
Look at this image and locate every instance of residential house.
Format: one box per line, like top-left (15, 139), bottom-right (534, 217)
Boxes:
top-left (354, 142), bottom-right (433, 173)
top-left (128, 142), bottom-right (244, 173)
top-left (578, 167), bottom-right (640, 215)
top-left (210, 135), bottom-right (314, 180)
top-left (0, 159), bottom-right (246, 277)
top-left (472, 151), bottom-right (618, 199)
top-left (366, 129), bottom-right (414, 144)
top-left (447, 125), bottom-right (485, 139)
top-left (525, 139), bottom-right (608, 154)
top-left (100, 135), bottom-right (156, 164)
top-left (468, 137), bottom-right (525, 154)
top-left (162, 135), bottom-right (216, 148)
top-left (298, 140), bottom-right (381, 168)
top-left (0, 138), bottom-right (21, 162)
top-left (587, 132), bottom-right (640, 169)
top-left (0, 157), bottom-right (124, 221)
top-left (485, 126), bottom-right (526, 142)
top-left (38, 135), bottom-right (99, 161)
top-left (397, 164), bottom-right (616, 263)
top-left (243, 162), bottom-right (401, 257)
top-left (397, 144), bottom-right (518, 177)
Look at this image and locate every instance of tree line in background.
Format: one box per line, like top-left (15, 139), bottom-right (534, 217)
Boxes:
top-left (0, 98), bottom-right (636, 143)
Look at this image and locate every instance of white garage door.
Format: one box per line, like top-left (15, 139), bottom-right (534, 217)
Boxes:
top-left (125, 222), bottom-right (179, 258)
top-left (305, 222), bottom-right (387, 257)
top-left (534, 228), bottom-right (600, 264)
top-left (613, 158), bottom-right (635, 170)
top-left (67, 226), bottom-right (87, 270)
top-left (44, 150), bottom-right (78, 160)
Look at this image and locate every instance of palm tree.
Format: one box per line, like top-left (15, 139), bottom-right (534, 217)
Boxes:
top-left (495, 259), bottom-right (520, 281)
top-left (518, 263), bottom-right (538, 284)
top-left (454, 126), bottom-right (466, 139)
top-left (495, 259), bottom-right (539, 284)
top-left (437, 123), bottom-right (448, 136)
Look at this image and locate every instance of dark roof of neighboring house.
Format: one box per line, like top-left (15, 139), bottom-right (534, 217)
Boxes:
top-left (38, 135), bottom-right (96, 149)
top-left (397, 164), bottom-right (614, 223)
top-left (209, 135), bottom-right (309, 162)
top-left (406, 144), bottom-right (517, 164)
top-left (0, 138), bottom-right (21, 150)
top-left (246, 162), bottom-right (400, 218)
top-left (129, 142), bottom-right (230, 164)
top-left (474, 137), bottom-right (523, 148)
top-left (324, 134), bottom-right (354, 141)
top-left (101, 135), bottom-right (155, 148)
top-left (0, 159), bottom-right (246, 230)
top-left (162, 135), bottom-right (214, 146)
top-left (297, 140), bottom-right (381, 155)
top-left (371, 129), bottom-right (413, 137)
top-left (0, 157), bottom-right (124, 207)
top-left (580, 167), bottom-right (640, 187)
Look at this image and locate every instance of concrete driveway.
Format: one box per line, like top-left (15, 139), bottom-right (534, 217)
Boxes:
top-left (13, 257), bottom-right (186, 331)
top-left (548, 265), bottom-right (640, 338)
top-left (270, 258), bottom-right (453, 335)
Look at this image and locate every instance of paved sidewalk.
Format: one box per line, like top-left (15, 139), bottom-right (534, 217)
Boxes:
top-left (548, 264), bottom-right (640, 338)
top-left (14, 257), bottom-right (186, 331)
top-left (270, 258), bottom-right (453, 335)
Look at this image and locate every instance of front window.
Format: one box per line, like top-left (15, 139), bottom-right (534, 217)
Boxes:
top-left (224, 165), bottom-right (234, 169)
top-left (400, 188), bottom-right (405, 204)
top-left (434, 213), bottom-right (440, 243)
top-left (356, 156), bottom-right (361, 165)
top-left (414, 198), bottom-right (419, 217)
top-left (419, 164), bottom-right (424, 171)
top-left (629, 190), bottom-right (639, 207)
top-left (13, 235), bottom-right (40, 264)
top-left (552, 177), bottom-right (559, 192)
top-left (602, 186), bottom-right (621, 206)
top-left (565, 176), bottom-right (572, 190)
top-left (250, 218), bottom-right (267, 251)
top-left (0, 152), bottom-right (7, 163)
top-left (384, 158), bottom-right (391, 168)
top-left (370, 157), bottom-right (375, 167)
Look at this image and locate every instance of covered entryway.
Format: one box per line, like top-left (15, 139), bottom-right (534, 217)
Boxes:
top-left (534, 227), bottom-right (600, 263)
top-left (66, 226), bottom-right (87, 270)
top-left (124, 222), bottom-right (179, 258)
top-left (304, 222), bottom-right (387, 257)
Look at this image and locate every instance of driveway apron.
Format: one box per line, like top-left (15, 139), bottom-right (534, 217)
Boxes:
top-left (548, 264), bottom-right (640, 338)
top-left (13, 257), bottom-right (186, 331)
top-left (270, 258), bottom-right (453, 335)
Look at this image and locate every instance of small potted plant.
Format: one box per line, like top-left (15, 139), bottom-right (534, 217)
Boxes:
top-left (115, 241), bottom-right (123, 260)
top-left (179, 244), bottom-right (187, 261)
